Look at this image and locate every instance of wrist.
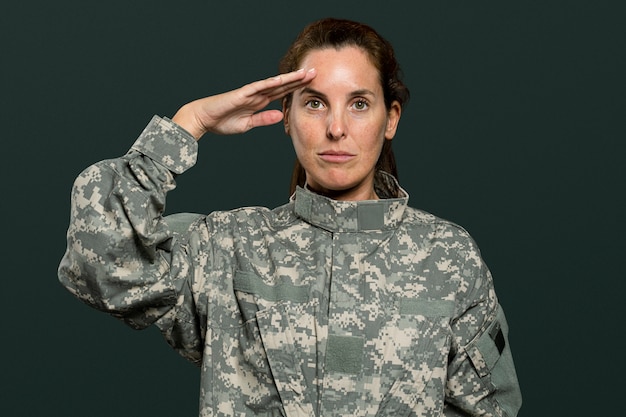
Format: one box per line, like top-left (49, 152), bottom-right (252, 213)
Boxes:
top-left (172, 103), bottom-right (205, 140)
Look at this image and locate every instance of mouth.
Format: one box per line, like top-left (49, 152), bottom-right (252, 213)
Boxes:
top-left (318, 151), bottom-right (356, 163)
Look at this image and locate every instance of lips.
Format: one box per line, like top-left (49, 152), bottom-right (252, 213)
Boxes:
top-left (318, 151), bottom-right (356, 163)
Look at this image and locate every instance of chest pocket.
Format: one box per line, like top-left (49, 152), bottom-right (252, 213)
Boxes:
top-left (233, 270), bottom-right (311, 322)
top-left (373, 301), bottom-right (453, 416)
top-left (211, 270), bottom-right (317, 417)
top-left (319, 296), bottom-right (454, 417)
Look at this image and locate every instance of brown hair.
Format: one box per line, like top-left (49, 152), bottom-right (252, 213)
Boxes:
top-left (280, 18), bottom-right (410, 195)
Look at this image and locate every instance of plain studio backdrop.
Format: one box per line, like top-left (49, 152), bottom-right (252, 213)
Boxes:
top-left (2, 1), bottom-right (624, 416)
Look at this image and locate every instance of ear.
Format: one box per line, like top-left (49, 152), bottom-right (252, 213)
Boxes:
top-left (384, 100), bottom-right (402, 140)
top-left (282, 98), bottom-right (291, 135)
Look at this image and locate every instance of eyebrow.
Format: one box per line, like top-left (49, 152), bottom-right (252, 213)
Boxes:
top-left (300, 87), bottom-right (376, 99)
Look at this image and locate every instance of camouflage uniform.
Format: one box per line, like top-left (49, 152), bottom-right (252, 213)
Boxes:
top-left (59, 116), bottom-right (522, 416)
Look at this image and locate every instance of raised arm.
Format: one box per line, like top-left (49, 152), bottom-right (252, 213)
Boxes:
top-left (58, 69), bottom-right (314, 363)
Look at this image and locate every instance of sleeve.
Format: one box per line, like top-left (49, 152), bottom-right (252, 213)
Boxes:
top-left (443, 232), bottom-right (522, 417)
top-left (57, 115), bottom-right (206, 364)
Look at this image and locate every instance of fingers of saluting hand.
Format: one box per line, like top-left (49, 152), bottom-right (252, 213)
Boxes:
top-left (172, 68), bottom-right (316, 139)
top-left (243, 68), bottom-right (317, 101)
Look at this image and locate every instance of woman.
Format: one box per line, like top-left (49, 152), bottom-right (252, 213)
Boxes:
top-left (59, 18), bottom-right (522, 417)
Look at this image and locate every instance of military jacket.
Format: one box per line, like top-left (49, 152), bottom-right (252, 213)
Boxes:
top-left (59, 116), bottom-right (522, 417)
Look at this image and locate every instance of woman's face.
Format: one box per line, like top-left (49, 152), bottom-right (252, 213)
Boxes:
top-left (284, 46), bottom-right (401, 201)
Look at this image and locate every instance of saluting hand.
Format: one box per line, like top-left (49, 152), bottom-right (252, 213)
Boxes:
top-left (172, 68), bottom-right (316, 140)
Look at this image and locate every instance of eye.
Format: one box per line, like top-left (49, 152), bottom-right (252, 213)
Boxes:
top-left (352, 99), bottom-right (369, 111)
top-left (305, 99), bottom-right (324, 109)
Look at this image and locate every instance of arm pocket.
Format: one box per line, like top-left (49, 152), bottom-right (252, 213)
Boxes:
top-left (464, 305), bottom-right (523, 416)
top-left (466, 306), bottom-right (506, 378)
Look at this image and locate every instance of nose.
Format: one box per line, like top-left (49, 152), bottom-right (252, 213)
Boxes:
top-left (326, 110), bottom-right (347, 140)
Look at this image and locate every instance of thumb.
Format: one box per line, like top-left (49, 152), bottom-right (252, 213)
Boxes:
top-left (248, 110), bottom-right (284, 130)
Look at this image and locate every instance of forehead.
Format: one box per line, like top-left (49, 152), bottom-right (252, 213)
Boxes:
top-left (299, 46), bottom-right (382, 92)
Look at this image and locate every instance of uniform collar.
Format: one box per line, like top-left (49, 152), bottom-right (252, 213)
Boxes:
top-left (291, 172), bottom-right (408, 233)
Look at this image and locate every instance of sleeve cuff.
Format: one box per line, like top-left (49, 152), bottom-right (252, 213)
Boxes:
top-left (130, 115), bottom-right (198, 174)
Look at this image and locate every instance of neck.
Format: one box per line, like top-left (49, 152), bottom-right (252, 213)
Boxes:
top-left (306, 184), bottom-right (379, 201)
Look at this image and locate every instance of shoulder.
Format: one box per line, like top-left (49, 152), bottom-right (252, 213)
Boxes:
top-left (199, 201), bottom-right (298, 234)
top-left (403, 206), bottom-right (474, 241)
top-left (401, 205), bottom-right (485, 265)
top-left (165, 201), bottom-right (298, 244)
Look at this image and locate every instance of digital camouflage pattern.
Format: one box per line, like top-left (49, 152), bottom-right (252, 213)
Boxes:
top-left (59, 116), bottom-right (522, 416)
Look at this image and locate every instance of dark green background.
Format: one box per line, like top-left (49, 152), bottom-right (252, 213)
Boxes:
top-left (3, 1), bottom-right (624, 415)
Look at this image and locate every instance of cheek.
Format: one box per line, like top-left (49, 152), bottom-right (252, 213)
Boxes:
top-left (290, 136), bottom-right (306, 161)
top-left (289, 118), bottom-right (317, 154)
top-left (359, 124), bottom-right (387, 155)
top-left (289, 133), bottom-right (311, 168)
